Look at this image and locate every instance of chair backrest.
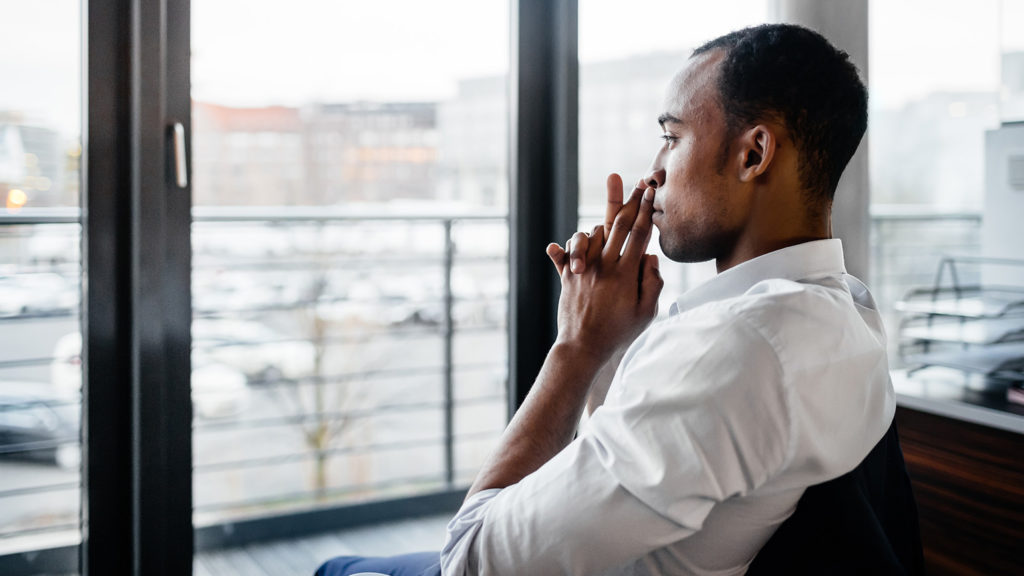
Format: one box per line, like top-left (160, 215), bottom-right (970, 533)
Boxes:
top-left (747, 421), bottom-right (925, 575)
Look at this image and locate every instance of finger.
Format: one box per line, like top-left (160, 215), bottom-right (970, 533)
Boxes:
top-left (621, 187), bottom-right (656, 265)
top-left (604, 173), bottom-right (624, 238)
top-left (569, 231), bottom-right (590, 274)
top-left (546, 242), bottom-right (566, 275)
top-left (639, 254), bottom-right (664, 316)
top-left (603, 186), bottom-right (645, 261)
top-left (586, 225), bottom-right (604, 265)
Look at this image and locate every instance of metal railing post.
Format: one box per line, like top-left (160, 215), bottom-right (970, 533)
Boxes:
top-left (442, 219), bottom-right (455, 488)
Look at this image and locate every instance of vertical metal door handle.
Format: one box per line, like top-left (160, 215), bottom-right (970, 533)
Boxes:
top-left (172, 122), bottom-right (188, 188)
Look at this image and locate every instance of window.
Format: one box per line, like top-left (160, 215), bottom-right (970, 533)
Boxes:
top-left (190, 0), bottom-right (510, 544)
top-left (869, 0), bottom-right (1024, 368)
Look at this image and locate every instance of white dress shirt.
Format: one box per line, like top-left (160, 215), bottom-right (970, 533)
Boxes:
top-left (441, 239), bottom-right (895, 576)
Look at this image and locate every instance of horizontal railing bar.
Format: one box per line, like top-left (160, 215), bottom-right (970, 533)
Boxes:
top-left (193, 429), bottom-right (501, 473)
top-left (0, 208), bottom-right (80, 225)
top-left (196, 328), bottom-right (443, 350)
top-left (0, 303), bottom-right (504, 326)
top-left (0, 398), bottom-right (79, 410)
top-left (191, 322), bottom-right (504, 354)
top-left (192, 206), bottom-right (509, 223)
top-left (0, 359), bottom-right (499, 394)
top-left (245, 364), bottom-right (443, 390)
top-left (192, 298), bottom-right (507, 320)
top-left (0, 437), bottom-right (78, 456)
top-left (253, 359), bottom-right (501, 389)
top-left (3, 205), bottom-right (986, 227)
top-left (868, 204), bottom-right (983, 221)
top-left (0, 481), bottom-right (80, 500)
top-left (0, 522), bottom-right (79, 541)
top-left (194, 393), bottom-right (505, 432)
top-left (191, 254), bottom-right (509, 271)
top-left (0, 206), bottom-right (510, 225)
top-left (0, 356), bottom-right (64, 370)
top-left (0, 310), bottom-right (78, 323)
top-left (192, 470), bottom-right (453, 514)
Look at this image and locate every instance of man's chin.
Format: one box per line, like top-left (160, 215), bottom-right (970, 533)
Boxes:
top-left (659, 235), bottom-right (718, 264)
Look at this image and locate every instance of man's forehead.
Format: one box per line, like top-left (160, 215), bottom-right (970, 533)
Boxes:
top-left (662, 50), bottom-right (724, 121)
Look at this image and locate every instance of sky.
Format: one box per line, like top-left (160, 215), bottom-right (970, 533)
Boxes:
top-left (1, 0), bottom-right (1022, 137)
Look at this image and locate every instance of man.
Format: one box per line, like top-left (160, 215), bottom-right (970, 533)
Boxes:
top-left (318, 22), bottom-right (892, 576)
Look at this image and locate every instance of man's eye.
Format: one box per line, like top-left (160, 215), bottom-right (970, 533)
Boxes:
top-left (660, 134), bottom-right (677, 144)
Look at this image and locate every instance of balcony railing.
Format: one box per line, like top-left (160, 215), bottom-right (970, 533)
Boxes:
top-left (0, 207), bottom-right (509, 567)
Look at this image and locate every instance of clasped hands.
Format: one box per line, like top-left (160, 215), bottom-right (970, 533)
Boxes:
top-left (545, 174), bottom-right (664, 365)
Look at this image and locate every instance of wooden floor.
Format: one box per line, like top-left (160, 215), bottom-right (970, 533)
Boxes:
top-left (194, 514), bottom-right (450, 576)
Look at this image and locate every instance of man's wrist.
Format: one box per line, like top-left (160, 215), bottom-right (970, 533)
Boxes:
top-left (550, 337), bottom-right (611, 379)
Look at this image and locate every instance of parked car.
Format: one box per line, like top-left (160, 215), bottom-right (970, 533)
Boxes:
top-left (50, 332), bottom-right (250, 418)
top-left (0, 381), bottom-right (80, 469)
top-left (0, 273), bottom-right (77, 316)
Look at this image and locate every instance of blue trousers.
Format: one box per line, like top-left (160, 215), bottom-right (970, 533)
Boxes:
top-left (315, 551), bottom-right (442, 576)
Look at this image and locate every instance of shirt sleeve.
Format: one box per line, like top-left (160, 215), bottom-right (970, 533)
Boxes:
top-left (441, 307), bottom-right (792, 576)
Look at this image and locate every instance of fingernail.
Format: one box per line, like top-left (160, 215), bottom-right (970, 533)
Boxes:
top-left (644, 187), bottom-right (655, 201)
top-left (571, 259), bottom-right (582, 273)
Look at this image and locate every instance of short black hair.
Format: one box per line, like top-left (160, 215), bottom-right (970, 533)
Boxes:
top-left (693, 24), bottom-right (868, 203)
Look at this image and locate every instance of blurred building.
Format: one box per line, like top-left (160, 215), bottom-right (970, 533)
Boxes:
top-left (579, 51), bottom-right (688, 207)
top-left (192, 102), bottom-right (305, 206)
top-left (871, 92), bottom-right (999, 208)
top-left (304, 102), bottom-right (438, 205)
top-left (0, 112), bottom-right (73, 208)
top-left (193, 101), bottom-right (439, 206)
top-left (438, 76), bottom-right (508, 208)
top-left (435, 51), bottom-right (690, 211)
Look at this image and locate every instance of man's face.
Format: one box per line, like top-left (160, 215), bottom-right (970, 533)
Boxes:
top-left (648, 50), bottom-right (750, 263)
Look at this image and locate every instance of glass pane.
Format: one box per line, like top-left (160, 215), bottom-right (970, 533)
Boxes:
top-left (0, 0), bottom-right (83, 571)
top-left (191, 0), bottom-right (509, 539)
top-left (578, 1), bottom-right (771, 311)
top-left (869, 0), bottom-right (1014, 373)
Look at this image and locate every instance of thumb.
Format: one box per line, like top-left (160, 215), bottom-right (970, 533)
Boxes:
top-left (639, 254), bottom-right (664, 315)
top-left (546, 242), bottom-right (567, 275)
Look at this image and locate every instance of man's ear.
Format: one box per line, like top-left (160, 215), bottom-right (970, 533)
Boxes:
top-left (735, 125), bottom-right (776, 182)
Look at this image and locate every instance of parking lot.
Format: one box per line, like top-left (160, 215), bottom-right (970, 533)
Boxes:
top-left (0, 280), bottom-right (507, 554)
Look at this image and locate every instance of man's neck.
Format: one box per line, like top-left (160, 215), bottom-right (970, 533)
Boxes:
top-left (716, 232), bottom-right (831, 274)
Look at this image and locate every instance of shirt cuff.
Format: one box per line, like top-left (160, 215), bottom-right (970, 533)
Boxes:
top-left (440, 488), bottom-right (503, 576)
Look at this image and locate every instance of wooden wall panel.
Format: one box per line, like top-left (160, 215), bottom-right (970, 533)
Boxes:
top-left (895, 407), bottom-right (1024, 576)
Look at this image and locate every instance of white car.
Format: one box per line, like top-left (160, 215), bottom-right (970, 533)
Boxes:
top-left (0, 273), bottom-right (77, 316)
top-left (191, 318), bottom-right (316, 384)
top-left (0, 381), bottom-right (80, 469)
top-left (50, 332), bottom-right (250, 419)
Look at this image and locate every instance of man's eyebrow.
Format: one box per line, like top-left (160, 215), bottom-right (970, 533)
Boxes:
top-left (657, 113), bottom-right (683, 127)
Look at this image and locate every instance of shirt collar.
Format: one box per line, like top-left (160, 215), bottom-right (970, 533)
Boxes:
top-left (671, 239), bottom-right (847, 315)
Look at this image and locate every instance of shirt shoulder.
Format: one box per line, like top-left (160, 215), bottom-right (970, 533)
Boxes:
top-left (617, 300), bottom-right (785, 404)
top-left (594, 304), bottom-right (793, 518)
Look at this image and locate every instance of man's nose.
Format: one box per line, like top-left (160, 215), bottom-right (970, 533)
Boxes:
top-left (644, 166), bottom-right (665, 190)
